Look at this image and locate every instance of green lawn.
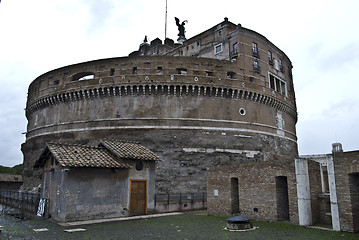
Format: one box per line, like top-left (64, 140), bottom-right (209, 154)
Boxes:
top-left (0, 212), bottom-right (358, 240)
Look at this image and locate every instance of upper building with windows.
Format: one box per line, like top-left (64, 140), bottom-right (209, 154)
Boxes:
top-left (133, 17), bottom-right (294, 102)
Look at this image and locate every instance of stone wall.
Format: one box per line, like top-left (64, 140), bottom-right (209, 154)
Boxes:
top-left (333, 151), bottom-right (359, 232)
top-left (42, 168), bottom-right (130, 222)
top-left (207, 156), bottom-right (298, 224)
top-left (23, 127), bottom-right (297, 194)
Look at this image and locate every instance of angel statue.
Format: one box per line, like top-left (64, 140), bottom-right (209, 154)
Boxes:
top-left (175, 17), bottom-right (187, 39)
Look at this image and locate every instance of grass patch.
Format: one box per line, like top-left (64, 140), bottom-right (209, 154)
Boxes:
top-left (0, 212), bottom-right (358, 239)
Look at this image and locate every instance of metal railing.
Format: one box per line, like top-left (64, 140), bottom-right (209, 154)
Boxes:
top-left (154, 192), bottom-right (206, 207)
top-left (0, 189), bottom-right (40, 217)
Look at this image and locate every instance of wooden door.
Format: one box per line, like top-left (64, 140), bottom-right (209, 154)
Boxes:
top-left (130, 180), bottom-right (147, 216)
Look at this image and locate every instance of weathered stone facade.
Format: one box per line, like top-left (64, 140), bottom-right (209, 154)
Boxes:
top-left (22, 18), bottom-right (298, 195)
top-left (207, 156), bottom-right (299, 223)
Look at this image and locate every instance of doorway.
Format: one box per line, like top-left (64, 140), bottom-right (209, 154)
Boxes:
top-left (349, 173), bottom-right (359, 232)
top-left (129, 180), bottom-right (147, 216)
top-left (231, 178), bottom-right (239, 214)
top-left (276, 176), bottom-right (290, 221)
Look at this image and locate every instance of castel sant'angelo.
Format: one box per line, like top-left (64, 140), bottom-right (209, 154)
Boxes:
top-left (22, 17), bottom-right (298, 194)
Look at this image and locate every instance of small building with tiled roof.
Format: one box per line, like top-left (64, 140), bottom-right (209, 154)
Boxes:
top-left (35, 139), bottom-right (159, 222)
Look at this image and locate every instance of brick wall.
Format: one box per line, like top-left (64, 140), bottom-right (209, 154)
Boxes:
top-left (333, 151), bottom-right (359, 232)
top-left (207, 156), bottom-right (298, 223)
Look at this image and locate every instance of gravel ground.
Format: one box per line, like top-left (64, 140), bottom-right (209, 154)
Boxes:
top-left (0, 211), bottom-right (358, 240)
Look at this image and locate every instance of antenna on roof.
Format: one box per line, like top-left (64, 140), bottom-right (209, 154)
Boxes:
top-left (165, 0), bottom-right (168, 39)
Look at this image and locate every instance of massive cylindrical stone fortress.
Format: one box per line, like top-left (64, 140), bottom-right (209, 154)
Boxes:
top-left (22, 19), bottom-right (298, 193)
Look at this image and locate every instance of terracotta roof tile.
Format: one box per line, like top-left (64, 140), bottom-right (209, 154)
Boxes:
top-left (100, 139), bottom-right (160, 161)
top-left (46, 143), bottom-right (131, 169)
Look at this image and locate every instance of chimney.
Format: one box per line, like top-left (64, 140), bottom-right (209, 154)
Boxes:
top-left (332, 143), bottom-right (343, 153)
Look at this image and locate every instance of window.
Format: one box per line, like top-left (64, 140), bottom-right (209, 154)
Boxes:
top-left (205, 71), bottom-right (213, 77)
top-left (253, 60), bottom-right (260, 72)
top-left (269, 74), bottom-right (275, 91)
top-left (197, 41), bottom-right (200, 46)
top-left (214, 43), bottom-right (223, 54)
top-left (321, 165), bottom-right (329, 193)
top-left (227, 71), bottom-right (236, 79)
top-left (280, 59), bottom-right (284, 72)
top-left (72, 72), bottom-right (94, 81)
top-left (110, 68), bottom-right (115, 76)
top-left (132, 67), bottom-right (137, 74)
top-left (280, 81), bottom-right (286, 95)
top-left (79, 75), bottom-right (94, 81)
top-left (218, 30), bottom-right (222, 36)
top-left (252, 42), bottom-right (258, 53)
top-left (157, 66), bottom-right (163, 75)
top-left (135, 161), bottom-right (143, 171)
top-left (268, 51), bottom-right (273, 65)
top-left (233, 42), bottom-right (239, 55)
top-left (176, 68), bottom-right (187, 75)
top-left (276, 78), bottom-right (281, 93)
top-left (269, 73), bottom-right (287, 96)
top-left (252, 42), bottom-right (259, 57)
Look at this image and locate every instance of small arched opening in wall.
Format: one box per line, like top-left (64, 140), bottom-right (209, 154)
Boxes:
top-left (206, 86), bottom-right (211, 96)
top-left (163, 85), bottom-right (169, 95)
top-left (194, 86), bottom-right (199, 96)
top-left (71, 72), bottom-right (95, 81)
top-left (169, 85), bottom-right (175, 95)
top-left (145, 85), bottom-right (150, 95)
top-left (176, 85), bottom-right (181, 96)
top-left (181, 85), bottom-right (187, 95)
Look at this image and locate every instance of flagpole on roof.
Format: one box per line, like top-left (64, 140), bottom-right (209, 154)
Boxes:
top-left (165, 0), bottom-right (168, 39)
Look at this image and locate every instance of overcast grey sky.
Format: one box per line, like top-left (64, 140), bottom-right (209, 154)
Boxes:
top-left (0, 0), bottom-right (358, 167)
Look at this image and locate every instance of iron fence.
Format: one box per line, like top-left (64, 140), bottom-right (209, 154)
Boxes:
top-left (154, 192), bottom-right (206, 207)
top-left (0, 189), bottom-right (40, 217)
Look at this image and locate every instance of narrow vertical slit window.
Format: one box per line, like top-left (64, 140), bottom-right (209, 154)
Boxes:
top-left (233, 42), bottom-right (239, 55)
top-left (253, 60), bottom-right (260, 72)
top-left (270, 74), bottom-right (275, 90)
top-left (252, 42), bottom-right (259, 57)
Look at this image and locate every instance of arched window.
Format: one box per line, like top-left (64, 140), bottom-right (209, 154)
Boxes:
top-left (71, 72), bottom-right (94, 81)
